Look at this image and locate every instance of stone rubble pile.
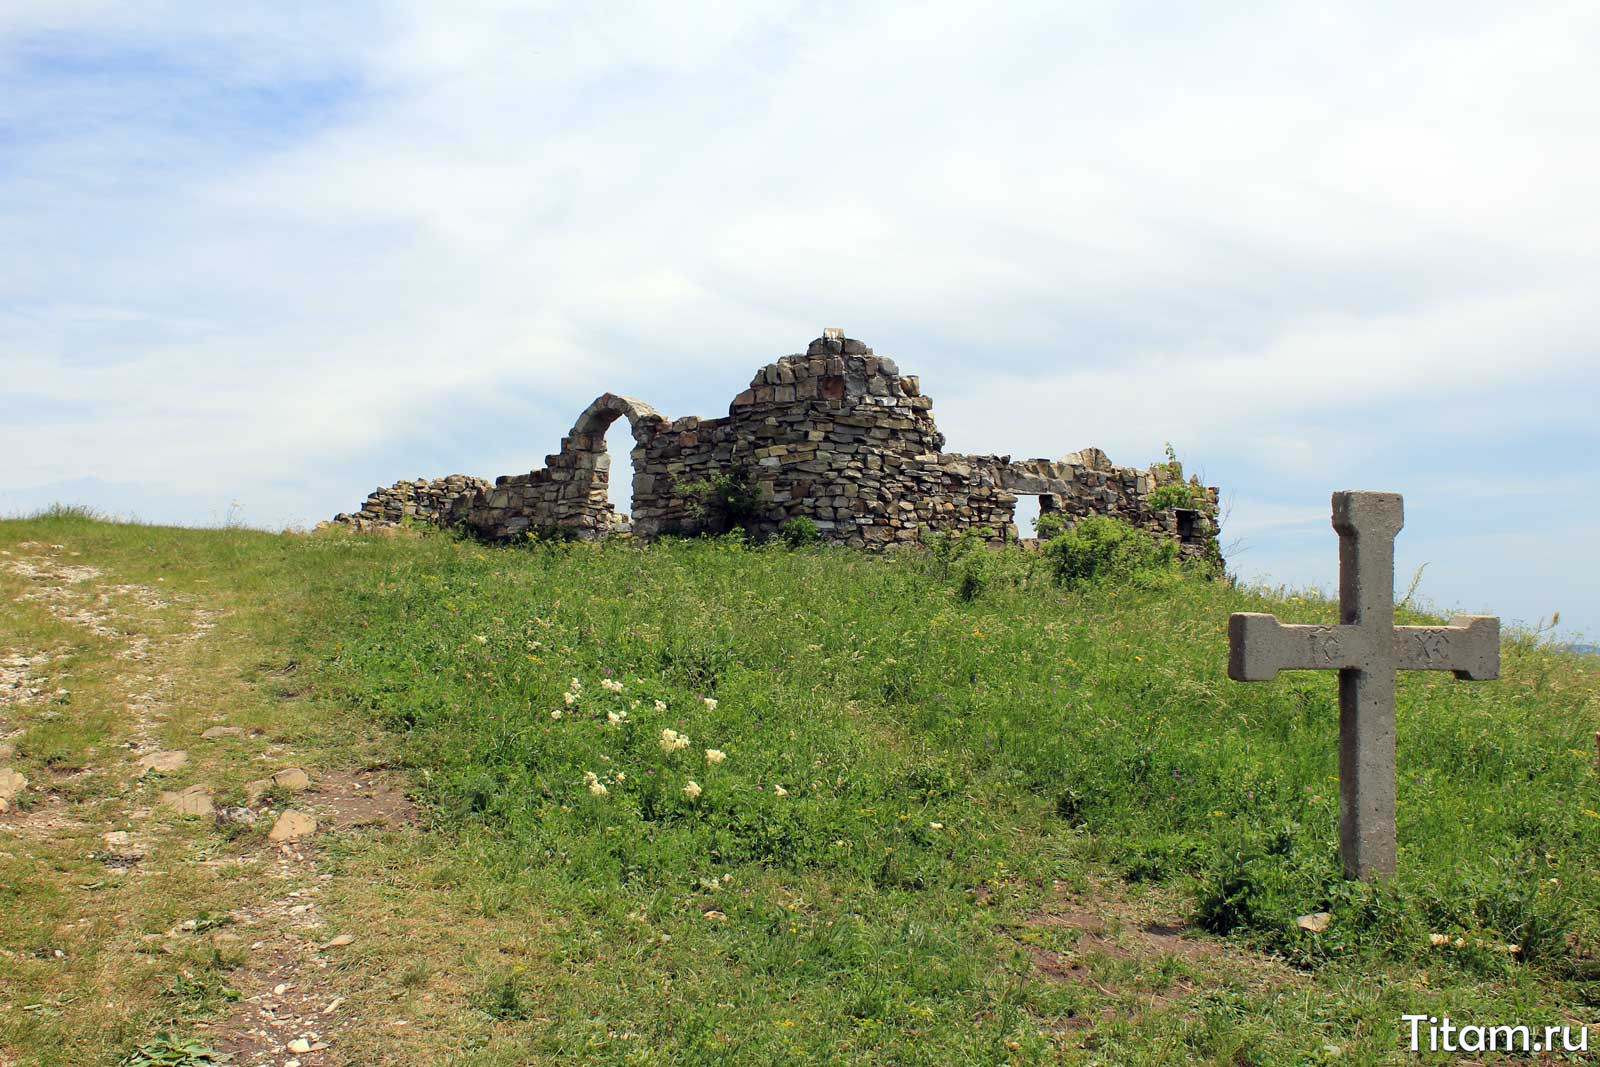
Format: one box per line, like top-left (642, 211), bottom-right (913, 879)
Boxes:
top-left (325, 475), bottom-right (490, 533)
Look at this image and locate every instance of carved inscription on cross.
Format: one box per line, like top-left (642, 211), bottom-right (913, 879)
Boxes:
top-left (1227, 491), bottom-right (1499, 880)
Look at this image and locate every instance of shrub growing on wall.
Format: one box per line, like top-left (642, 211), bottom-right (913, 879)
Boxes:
top-left (1044, 514), bottom-right (1181, 587)
top-left (677, 463), bottom-right (760, 535)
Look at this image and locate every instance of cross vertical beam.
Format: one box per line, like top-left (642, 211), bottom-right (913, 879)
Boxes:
top-left (1227, 490), bottom-right (1499, 880)
top-left (1333, 492), bottom-right (1402, 880)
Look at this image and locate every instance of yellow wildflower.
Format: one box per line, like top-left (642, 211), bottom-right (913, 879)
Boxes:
top-left (705, 749), bottom-right (727, 765)
top-left (683, 780), bottom-right (702, 800)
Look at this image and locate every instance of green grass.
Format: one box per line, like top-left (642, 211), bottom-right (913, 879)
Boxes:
top-left (315, 530), bottom-right (1599, 1064)
top-left (4, 513), bottom-right (1598, 1065)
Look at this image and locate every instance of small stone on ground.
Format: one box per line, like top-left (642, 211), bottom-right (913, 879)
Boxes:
top-left (136, 749), bottom-right (188, 774)
top-left (268, 809), bottom-right (317, 841)
top-left (159, 784), bottom-right (214, 817)
top-left (0, 766), bottom-right (27, 809)
top-left (273, 767), bottom-right (311, 791)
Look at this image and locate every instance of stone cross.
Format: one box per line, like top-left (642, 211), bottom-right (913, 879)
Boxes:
top-left (1227, 491), bottom-right (1499, 880)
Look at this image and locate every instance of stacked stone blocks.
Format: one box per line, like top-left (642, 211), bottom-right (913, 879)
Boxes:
top-left (334, 335), bottom-right (1222, 563)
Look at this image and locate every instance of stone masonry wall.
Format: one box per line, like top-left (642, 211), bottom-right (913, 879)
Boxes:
top-left (336, 333), bottom-right (1222, 562)
top-left (328, 475), bottom-right (491, 532)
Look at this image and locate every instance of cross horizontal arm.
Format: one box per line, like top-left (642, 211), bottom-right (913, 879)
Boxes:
top-left (1228, 613), bottom-right (1368, 680)
top-left (1391, 616), bottom-right (1499, 679)
top-left (1228, 612), bottom-right (1501, 682)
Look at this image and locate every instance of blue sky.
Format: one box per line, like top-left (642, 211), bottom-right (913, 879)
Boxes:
top-left (2, 2), bottom-right (1596, 639)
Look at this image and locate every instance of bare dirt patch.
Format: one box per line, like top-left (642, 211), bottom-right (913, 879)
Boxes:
top-left (1014, 876), bottom-right (1299, 1027)
top-left (198, 773), bottom-right (417, 1061)
top-left (202, 844), bottom-right (353, 1065)
top-left (308, 768), bottom-right (418, 831)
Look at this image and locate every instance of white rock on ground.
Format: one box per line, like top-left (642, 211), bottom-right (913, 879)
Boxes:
top-left (136, 750), bottom-right (188, 774)
top-left (268, 809), bottom-right (317, 841)
top-left (159, 784), bottom-right (214, 817)
top-left (0, 767), bottom-right (27, 810)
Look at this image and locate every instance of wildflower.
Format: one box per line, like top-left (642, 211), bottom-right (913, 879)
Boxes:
top-left (551, 710), bottom-right (562, 720)
top-left (702, 697), bottom-right (718, 710)
top-left (705, 749), bottom-right (727, 765)
top-left (601, 678), bottom-right (625, 693)
top-left (569, 677), bottom-right (582, 692)
top-left (473, 634), bottom-right (488, 644)
top-left (929, 822), bottom-right (944, 830)
top-left (563, 691), bottom-right (577, 706)
top-left (607, 710), bottom-right (627, 724)
top-left (683, 780), bottom-right (702, 800)
top-left (654, 700), bottom-right (668, 713)
top-left (583, 771), bottom-right (608, 797)
top-left (659, 728), bottom-right (690, 752)
top-left (615, 772), bottom-right (625, 783)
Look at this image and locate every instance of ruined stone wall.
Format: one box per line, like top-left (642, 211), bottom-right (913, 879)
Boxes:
top-left (328, 475), bottom-right (490, 532)
top-left (335, 333), bottom-right (1223, 563)
top-left (450, 395), bottom-right (666, 541)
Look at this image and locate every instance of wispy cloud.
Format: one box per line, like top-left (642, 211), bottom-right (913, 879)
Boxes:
top-left (2, 1), bottom-right (1596, 631)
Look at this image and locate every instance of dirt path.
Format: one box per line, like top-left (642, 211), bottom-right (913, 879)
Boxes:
top-left (0, 539), bottom-right (416, 1066)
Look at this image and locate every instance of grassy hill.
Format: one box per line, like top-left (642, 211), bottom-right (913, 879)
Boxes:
top-left (3, 513), bottom-right (1598, 1065)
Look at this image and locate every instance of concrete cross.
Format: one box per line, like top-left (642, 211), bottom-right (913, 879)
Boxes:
top-left (1227, 491), bottom-right (1499, 880)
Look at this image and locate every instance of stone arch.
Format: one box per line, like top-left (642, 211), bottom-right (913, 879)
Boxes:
top-left (557, 393), bottom-right (666, 537)
top-left (569, 393), bottom-right (665, 440)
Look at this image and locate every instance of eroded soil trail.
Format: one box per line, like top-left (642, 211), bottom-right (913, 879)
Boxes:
top-left (0, 539), bottom-right (416, 1066)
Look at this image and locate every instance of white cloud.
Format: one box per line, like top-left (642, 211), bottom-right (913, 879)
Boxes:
top-left (2, 1), bottom-right (1597, 631)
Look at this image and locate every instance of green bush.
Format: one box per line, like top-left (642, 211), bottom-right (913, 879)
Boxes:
top-left (677, 463), bottom-right (760, 532)
top-left (1044, 514), bottom-right (1180, 586)
top-left (779, 516), bottom-right (822, 547)
top-left (1032, 511), bottom-right (1069, 541)
top-left (955, 551), bottom-right (989, 603)
top-left (1147, 481), bottom-right (1207, 511)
